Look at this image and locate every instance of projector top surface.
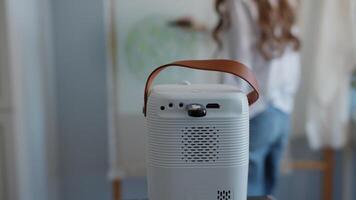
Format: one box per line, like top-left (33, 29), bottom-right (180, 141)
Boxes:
top-left (151, 84), bottom-right (242, 95)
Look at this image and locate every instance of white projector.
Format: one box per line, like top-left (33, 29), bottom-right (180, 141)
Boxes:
top-left (143, 60), bottom-right (259, 200)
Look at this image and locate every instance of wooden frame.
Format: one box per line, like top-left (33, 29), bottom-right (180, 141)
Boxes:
top-left (289, 149), bottom-right (335, 200)
top-left (113, 179), bottom-right (122, 200)
top-left (106, 0), bottom-right (336, 199)
top-left (322, 149), bottom-right (335, 200)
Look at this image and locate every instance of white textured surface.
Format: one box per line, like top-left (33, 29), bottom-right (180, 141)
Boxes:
top-left (147, 118), bottom-right (249, 167)
top-left (152, 84), bottom-right (242, 94)
top-left (147, 84), bottom-right (249, 168)
top-left (146, 84), bottom-right (249, 200)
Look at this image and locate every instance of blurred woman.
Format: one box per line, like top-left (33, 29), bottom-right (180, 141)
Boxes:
top-left (213, 0), bottom-right (301, 196)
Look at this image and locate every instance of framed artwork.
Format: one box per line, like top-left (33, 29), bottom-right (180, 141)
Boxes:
top-left (109, 0), bottom-right (219, 178)
top-left (115, 0), bottom-right (217, 114)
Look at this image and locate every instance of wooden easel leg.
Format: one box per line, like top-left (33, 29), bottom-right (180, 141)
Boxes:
top-left (323, 148), bottom-right (335, 200)
top-left (113, 179), bottom-right (122, 200)
top-left (288, 148), bottom-right (336, 200)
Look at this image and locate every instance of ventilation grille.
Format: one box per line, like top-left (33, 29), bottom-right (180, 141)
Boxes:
top-left (181, 126), bottom-right (220, 163)
top-left (217, 190), bottom-right (231, 200)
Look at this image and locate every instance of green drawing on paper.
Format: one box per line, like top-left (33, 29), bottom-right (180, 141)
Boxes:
top-left (125, 15), bottom-right (208, 81)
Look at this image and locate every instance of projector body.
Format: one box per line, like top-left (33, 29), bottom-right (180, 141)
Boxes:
top-left (146, 84), bottom-right (250, 200)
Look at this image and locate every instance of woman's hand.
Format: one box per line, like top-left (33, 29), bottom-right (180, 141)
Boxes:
top-left (168, 16), bottom-right (208, 32)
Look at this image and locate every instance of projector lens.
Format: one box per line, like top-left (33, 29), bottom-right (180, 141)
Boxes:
top-left (186, 104), bottom-right (207, 117)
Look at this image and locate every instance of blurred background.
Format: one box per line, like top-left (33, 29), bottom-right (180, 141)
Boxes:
top-left (0, 0), bottom-right (355, 200)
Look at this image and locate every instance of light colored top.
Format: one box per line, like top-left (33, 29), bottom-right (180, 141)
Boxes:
top-left (221, 0), bottom-right (301, 117)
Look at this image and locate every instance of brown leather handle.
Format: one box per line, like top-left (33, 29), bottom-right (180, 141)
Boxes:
top-left (143, 59), bottom-right (260, 116)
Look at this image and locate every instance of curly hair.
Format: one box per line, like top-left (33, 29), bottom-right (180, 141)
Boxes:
top-left (213, 0), bottom-right (301, 60)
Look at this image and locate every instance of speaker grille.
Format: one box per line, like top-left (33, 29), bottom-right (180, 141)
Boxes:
top-left (217, 190), bottom-right (231, 200)
top-left (181, 126), bottom-right (220, 163)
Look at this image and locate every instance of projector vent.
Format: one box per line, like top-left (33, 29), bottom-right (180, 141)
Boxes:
top-left (181, 126), bottom-right (220, 163)
top-left (217, 190), bottom-right (231, 200)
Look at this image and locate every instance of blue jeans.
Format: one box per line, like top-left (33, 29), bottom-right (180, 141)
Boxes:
top-left (248, 106), bottom-right (290, 196)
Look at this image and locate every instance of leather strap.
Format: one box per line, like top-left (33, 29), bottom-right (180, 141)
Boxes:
top-left (143, 59), bottom-right (260, 116)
